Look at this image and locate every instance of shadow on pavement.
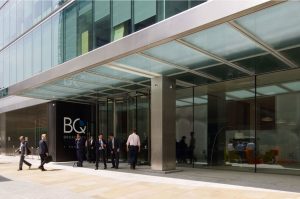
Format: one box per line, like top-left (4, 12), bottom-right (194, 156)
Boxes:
top-left (0, 175), bottom-right (12, 182)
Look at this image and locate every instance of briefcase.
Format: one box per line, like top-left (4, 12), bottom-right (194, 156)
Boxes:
top-left (45, 155), bottom-right (53, 163)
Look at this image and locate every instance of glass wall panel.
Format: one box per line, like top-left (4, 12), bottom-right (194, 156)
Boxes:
top-left (0, 51), bottom-right (3, 88)
top-left (64, 4), bottom-right (78, 61)
top-left (16, 0), bottom-right (24, 37)
top-left (0, 10), bottom-right (3, 49)
top-left (165, 0), bottom-right (188, 19)
top-left (137, 94), bottom-right (150, 164)
top-left (32, 27), bottom-right (42, 74)
top-left (16, 39), bottom-right (24, 82)
top-left (77, 0), bottom-right (93, 55)
top-left (23, 34), bottom-right (32, 79)
top-left (115, 98), bottom-right (128, 160)
top-left (52, 13), bottom-right (63, 66)
top-left (3, 48), bottom-right (9, 88)
top-left (194, 87), bottom-right (208, 164)
top-left (134, 0), bottom-right (156, 24)
top-left (256, 69), bottom-right (300, 175)
top-left (52, 0), bottom-right (61, 10)
top-left (42, 0), bottom-right (52, 18)
top-left (9, 0), bottom-right (17, 41)
top-left (112, 0), bottom-right (132, 40)
top-left (9, 44), bottom-right (17, 85)
top-left (94, 0), bottom-right (110, 22)
top-left (42, 19), bottom-right (52, 71)
top-left (3, 3), bottom-right (9, 47)
top-left (112, 0), bottom-right (131, 26)
top-left (23, 0), bottom-right (33, 31)
top-left (32, 0), bottom-right (42, 24)
top-left (94, 0), bottom-right (111, 48)
top-left (176, 88), bottom-right (193, 164)
top-left (134, 0), bottom-right (156, 31)
top-left (191, 0), bottom-right (206, 8)
top-left (5, 104), bottom-right (48, 155)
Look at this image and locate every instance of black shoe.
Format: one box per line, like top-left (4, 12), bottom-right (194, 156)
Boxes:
top-left (29, 165), bottom-right (32, 170)
top-left (95, 167), bottom-right (98, 170)
top-left (41, 168), bottom-right (47, 171)
top-left (18, 168), bottom-right (22, 171)
top-left (115, 167), bottom-right (118, 169)
top-left (104, 167), bottom-right (107, 169)
top-left (111, 166), bottom-right (115, 168)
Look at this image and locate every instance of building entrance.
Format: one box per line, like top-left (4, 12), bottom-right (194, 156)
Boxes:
top-left (98, 91), bottom-right (150, 165)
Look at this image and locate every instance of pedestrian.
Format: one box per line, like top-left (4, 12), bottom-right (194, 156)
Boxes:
top-left (108, 133), bottom-right (120, 169)
top-left (126, 129), bottom-right (140, 170)
top-left (95, 133), bottom-right (107, 170)
top-left (189, 132), bottom-right (196, 164)
top-left (75, 133), bottom-right (85, 167)
top-left (16, 136), bottom-right (32, 171)
top-left (38, 134), bottom-right (49, 171)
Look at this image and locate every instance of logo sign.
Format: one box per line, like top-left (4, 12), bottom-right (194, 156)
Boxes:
top-left (64, 117), bottom-right (87, 134)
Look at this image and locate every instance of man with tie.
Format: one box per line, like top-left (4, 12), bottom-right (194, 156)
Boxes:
top-left (108, 133), bottom-right (120, 169)
top-left (95, 133), bottom-right (107, 170)
top-left (126, 129), bottom-right (140, 170)
top-left (75, 133), bottom-right (85, 167)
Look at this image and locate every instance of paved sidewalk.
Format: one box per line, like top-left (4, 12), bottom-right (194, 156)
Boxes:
top-left (0, 155), bottom-right (300, 199)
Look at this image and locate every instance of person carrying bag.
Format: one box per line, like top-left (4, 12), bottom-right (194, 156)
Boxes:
top-left (38, 134), bottom-right (50, 171)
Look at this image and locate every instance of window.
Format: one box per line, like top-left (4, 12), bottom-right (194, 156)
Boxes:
top-left (23, 34), bottom-right (33, 79)
top-left (16, 39), bottom-right (24, 82)
top-left (32, 27), bottom-right (42, 74)
top-left (42, 19), bottom-right (52, 71)
top-left (64, 4), bottom-right (77, 61)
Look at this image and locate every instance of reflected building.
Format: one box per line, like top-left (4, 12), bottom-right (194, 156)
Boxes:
top-left (0, 0), bottom-right (300, 175)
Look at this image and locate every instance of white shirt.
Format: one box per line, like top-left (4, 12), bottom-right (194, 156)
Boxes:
top-left (126, 133), bottom-right (140, 147)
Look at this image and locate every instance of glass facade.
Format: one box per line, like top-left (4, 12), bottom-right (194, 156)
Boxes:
top-left (98, 92), bottom-right (150, 164)
top-left (175, 68), bottom-right (300, 175)
top-left (0, 0), bottom-right (206, 90)
top-left (0, 0), bottom-right (300, 176)
top-left (0, 103), bottom-right (48, 156)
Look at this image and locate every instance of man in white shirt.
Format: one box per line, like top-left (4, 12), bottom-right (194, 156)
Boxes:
top-left (126, 129), bottom-right (140, 169)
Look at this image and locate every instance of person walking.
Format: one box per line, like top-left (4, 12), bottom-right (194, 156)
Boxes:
top-left (126, 129), bottom-right (140, 170)
top-left (38, 134), bottom-right (49, 171)
top-left (108, 133), bottom-right (120, 169)
top-left (16, 136), bottom-right (32, 171)
top-left (75, 133), bottom-right (85, 167)
top-left (95, 133), bottom-right (107, 170)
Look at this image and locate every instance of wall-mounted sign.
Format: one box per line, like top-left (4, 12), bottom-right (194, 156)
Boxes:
top-left (63, 117), bottom-right (87, 134)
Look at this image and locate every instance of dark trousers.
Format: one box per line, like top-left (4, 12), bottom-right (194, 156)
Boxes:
top-left (95, 150), bottom-right (107, 169)
top-left (19, 155), bottom-right (31, 169)
top-left (129, 146), bottom-right (138, 169)
top-left (39, 154), bottom-right (47, 168)
top-left (111, 150), bottom-right (119, 168)
top-left (76, 150), bottom-right (83, 166)
top-left (88, 148), bottom-right (95, 162)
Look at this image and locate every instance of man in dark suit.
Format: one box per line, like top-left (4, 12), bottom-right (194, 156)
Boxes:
top-left (75, 133), bottom-right (85, 167)
top-left (95, 133), bottom-right (107, 170)
top-left (38, 134), bottom-right (49, 171)
top-left (16, 136), bottom-right (32, 171)
top-left (108, 133), bottom-right (120, 169)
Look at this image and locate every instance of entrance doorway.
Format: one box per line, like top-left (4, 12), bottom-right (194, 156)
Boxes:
top-left (98, 92), bottom-right (150, 165)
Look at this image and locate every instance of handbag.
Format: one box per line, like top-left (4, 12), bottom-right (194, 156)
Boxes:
top-left (45, 155), bottom-right (53, 163)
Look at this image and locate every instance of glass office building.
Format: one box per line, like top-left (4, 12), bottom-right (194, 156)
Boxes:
top-left (0, 0), bottom-right (300, 175)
